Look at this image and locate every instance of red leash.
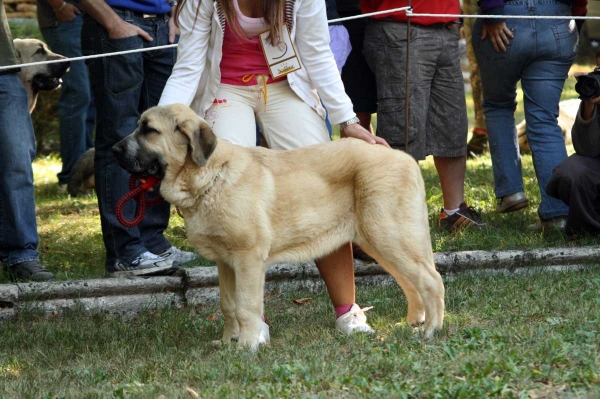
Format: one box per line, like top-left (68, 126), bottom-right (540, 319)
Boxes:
top-left (116, 175), bottom-right (163, 227)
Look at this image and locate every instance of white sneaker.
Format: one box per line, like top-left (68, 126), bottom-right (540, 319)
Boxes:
top-left (335, 304), bottom-right (375, 335)
top-left (155, 246), bottom-right (198, 265)
top-left (258, 320), bottom-right (270, 345)
top-left (108, 251), bottom-right (178, 277)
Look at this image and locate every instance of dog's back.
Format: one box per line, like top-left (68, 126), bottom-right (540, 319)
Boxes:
top-left (67, 148), bottom-right (95, 197)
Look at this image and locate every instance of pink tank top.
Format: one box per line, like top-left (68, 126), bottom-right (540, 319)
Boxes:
top-left (219, 0), bottom-right (286, 86)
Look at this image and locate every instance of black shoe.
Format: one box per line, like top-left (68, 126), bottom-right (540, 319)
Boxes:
top-left (467, 130), bottom-right (489, 157)
top-left (438, 203), bottom-right (487, 233)
top-left (5, 260), bottom-right (54, 281)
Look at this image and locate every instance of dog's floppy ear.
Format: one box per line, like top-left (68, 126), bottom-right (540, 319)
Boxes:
top-left (177, 114), bottom-right (217, 167)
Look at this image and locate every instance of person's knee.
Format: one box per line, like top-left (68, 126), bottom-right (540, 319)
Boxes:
top-left (547, 154), bottom-right (589, 201)
top-left (552, 155), bottom-right (588, 184)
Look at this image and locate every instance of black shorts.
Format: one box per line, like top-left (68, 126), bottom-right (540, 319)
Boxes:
top-left (340, 11), bottom-right (378, 114)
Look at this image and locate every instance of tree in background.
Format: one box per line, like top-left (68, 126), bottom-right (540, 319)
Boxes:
top-left (462, 0), bottom-right (489, 156)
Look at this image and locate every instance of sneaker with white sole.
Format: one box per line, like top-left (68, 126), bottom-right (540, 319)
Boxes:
top-left (155, 246), bottom-right (198, 265)
top-left (108, 251), bottom-right (179, 277)
top-left (335, 304), bottom-right (375, 335)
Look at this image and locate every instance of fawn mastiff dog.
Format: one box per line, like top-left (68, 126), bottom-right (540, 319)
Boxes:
top-left (113, 104), bottom-right (445, 350)
top-left (13, 38), bottom-right (70, 113)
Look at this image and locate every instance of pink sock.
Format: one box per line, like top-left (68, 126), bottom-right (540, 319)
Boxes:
top-left (335, 304), bottom-right (354, 319)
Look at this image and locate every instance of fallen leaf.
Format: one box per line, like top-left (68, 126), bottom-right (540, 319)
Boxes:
top-left (293, 298), bottom-right (312, 305)
top-left (526, 287), bottom-right (533, 292)
top-left (207, 314), bottom-right (217, 321)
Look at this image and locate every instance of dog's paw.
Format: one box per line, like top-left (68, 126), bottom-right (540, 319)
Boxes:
top-left (411, 325), bottom-right (437, 341)
top-left (236, 339), bottom-right (262, 352)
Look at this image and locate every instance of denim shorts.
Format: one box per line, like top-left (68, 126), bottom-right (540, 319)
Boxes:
top-left (363, 21), bottom-right (468, 160)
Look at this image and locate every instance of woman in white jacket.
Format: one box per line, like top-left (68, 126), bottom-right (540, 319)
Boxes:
top-left (159, 0), bottom-right (388, 340)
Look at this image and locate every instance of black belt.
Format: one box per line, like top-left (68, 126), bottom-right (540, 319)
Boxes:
top-left (112, 7), bottom-right (167, 19)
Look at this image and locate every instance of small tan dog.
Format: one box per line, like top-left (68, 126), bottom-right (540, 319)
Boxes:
top-left (113, 104), bottom-right (445, 350)
top-left (517, 99), bottom-right (578, 153)
top-left (13, 38), bottom-right (70, 113)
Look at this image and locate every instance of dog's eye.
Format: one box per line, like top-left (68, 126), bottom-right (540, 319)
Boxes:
top-left (144, 127), bottom-right (160, 135)
top-left (34, 47), bottom-right (46, 56)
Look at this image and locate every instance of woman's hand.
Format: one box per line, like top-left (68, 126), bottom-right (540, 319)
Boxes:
top-left (481, 21), bottom-right (513, 53)
top-left (168, 12), bottom-right (179, 44)
top-left (341, 124), bottom-right (390, 148)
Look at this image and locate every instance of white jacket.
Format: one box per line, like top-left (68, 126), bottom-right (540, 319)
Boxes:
top-left (159, 0), bottom-right (356, 125)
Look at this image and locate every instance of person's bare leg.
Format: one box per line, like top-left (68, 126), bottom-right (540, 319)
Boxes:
top-left (434, 155), bottom-right (466, 210)
top-left (357, 112), bottom-right (374, 134)
top-left (315, 243), bottom-right (355, 307)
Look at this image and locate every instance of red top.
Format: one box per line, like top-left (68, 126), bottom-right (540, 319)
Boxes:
top-left (361, 0), bottom-right (460, 26)
top-left (219, 23), bottom-right (288, 85)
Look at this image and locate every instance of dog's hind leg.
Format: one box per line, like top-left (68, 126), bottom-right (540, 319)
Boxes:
top-left (377, 250), bottom-right (444, 338)
top-left (355, 240), bottom-right (426, 326)
top-left (357, 226), bottom-right (444, 339)
top-left (217, 262), bottom-right (239, 343)
top-left (231, 257), bottom-right (267, 351)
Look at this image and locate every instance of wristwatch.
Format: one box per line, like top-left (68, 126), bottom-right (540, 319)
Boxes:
top-left (339, 116), bottom-right (360, 130)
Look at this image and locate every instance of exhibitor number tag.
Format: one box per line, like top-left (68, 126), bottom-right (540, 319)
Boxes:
top-left (259, 27), bottom-right (302, 79)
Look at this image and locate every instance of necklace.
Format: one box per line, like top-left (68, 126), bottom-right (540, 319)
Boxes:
top-left (198, 165), bottom-right (224, 200)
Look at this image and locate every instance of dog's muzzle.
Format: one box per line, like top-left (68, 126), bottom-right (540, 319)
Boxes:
top-left (112, 139), bottom-right (164, 179)
top-left (32, 59), bottom-right (71, 91)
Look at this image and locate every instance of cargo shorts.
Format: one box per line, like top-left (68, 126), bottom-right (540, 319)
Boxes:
top-left (363, 20), bottom-right (468, 160)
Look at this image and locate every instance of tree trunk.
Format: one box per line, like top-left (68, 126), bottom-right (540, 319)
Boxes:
top-left (462, 0), bottom-right (486, 131)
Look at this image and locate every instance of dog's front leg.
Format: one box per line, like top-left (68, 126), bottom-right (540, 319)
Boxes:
top-left (233, 259), bottom-right (267, 351)
top-left (217, 262), bottom-right (239, 343)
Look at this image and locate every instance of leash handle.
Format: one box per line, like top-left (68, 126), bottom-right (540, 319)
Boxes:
top-left (116, 176), bottom-right (163, 227)
top-left (133, 175), bottom-right (160, 191)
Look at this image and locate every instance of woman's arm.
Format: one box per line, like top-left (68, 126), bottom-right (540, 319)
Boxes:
top-left (159, 0), bottom-right (213, 107)
top-left (294, 0), bottom-right (354, 125)
top-left (573, 99), bottom-right (600, 158)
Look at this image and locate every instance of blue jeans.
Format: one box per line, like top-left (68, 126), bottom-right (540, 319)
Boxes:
top-left (473, 0), bottom-right (576, 220)
top-left (0, 74), bottom-right (39, 267)
top-left (82, 11), bottom-right (177, 269)
top-left (41, 14), bottom-right (95, 186)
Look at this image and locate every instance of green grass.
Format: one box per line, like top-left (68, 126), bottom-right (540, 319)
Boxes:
top-left (1, 269), bottom-right (599, 397)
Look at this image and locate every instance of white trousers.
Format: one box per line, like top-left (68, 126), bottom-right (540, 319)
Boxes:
top-left (204, 80), bottom-right (330, 150)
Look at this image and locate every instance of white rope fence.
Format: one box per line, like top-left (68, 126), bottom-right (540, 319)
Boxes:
top-left (406, 11), bottom-right (600, 20)
top-left (0, 6), bottom-right (412, 71)
top-left (3, 5), bottom-right (599, 72)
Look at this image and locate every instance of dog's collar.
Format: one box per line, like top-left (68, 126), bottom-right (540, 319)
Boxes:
top-left (198, 165), bottom-right (224, 201)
